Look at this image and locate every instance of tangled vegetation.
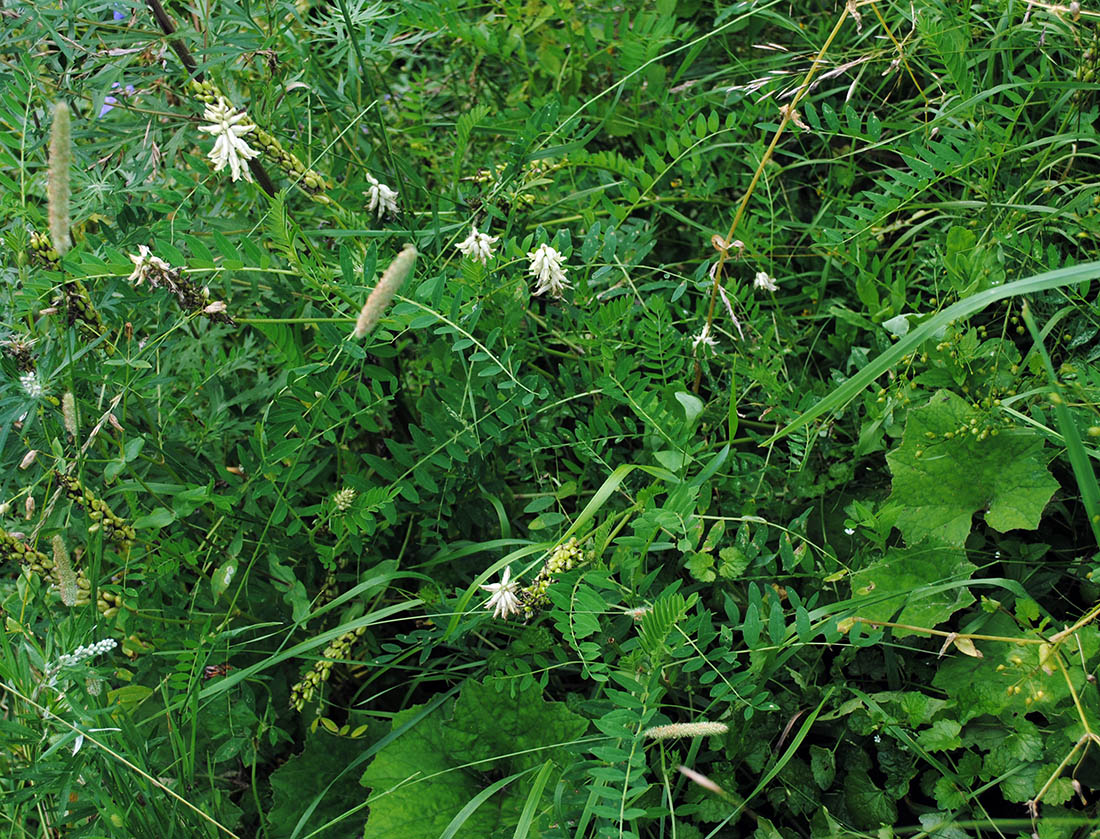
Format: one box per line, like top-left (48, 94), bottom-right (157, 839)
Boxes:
top-left (3, 1), bottom-right (1100, 837)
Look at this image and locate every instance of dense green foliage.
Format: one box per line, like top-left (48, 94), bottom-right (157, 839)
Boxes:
top-left (3, 1), bottom-right (1100, 837)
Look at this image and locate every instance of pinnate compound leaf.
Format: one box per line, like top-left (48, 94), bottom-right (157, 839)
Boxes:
top-left (360, 678), bottom-right (587, 838)
top-left (849, 543), bottom-right (976, 636)
top-left (886, 390), bottom-right (1058, 546)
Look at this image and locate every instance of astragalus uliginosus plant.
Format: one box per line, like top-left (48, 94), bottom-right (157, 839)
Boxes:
top-left (2, 1), bottom-right (1100, 837)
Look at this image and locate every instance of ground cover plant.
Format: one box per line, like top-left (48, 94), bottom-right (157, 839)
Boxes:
top-left (4, 0), bottom-right (1100, 837)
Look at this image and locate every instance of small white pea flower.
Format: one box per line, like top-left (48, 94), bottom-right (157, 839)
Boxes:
top-left (126, 245), bottom-right (173, 286)
top-left (754, 271), bottom-right (778, 292)
top-left (844, 527), bottom-right (856, 535)
top-left (455, 226), bottom-right (499, 265)
top-left (691, 323), bottom-right (719, 354)
top-left (527, 243), bottom-right (571, 298)
top-left (20, 371), bottom-right (43, 398)
top-left (480, 566), bottom-right (522, 620)
top-left (365, 173), bottom-right (399, 218)
top-left (19, 450), bottom-right (37, 469)
top-left (197, 98), bottom-right (259, 182)
top-left (202, 301), bottom-right (227, 315)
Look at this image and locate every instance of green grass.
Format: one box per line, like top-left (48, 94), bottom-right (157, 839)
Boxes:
top-left (3, 1), bottom-right (1100, 837)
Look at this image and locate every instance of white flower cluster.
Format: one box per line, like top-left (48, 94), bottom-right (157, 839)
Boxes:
top-left (57, 637), bottom-right (117, 668)
top-left (480, 566), bottom-right (521, 619)
top-left (528, 243), bottom-right (570, 298)
top-left (366, 173), bottom-right (400, 218)
top-left (332, 487), bottom-right (357, 512)
top-left (197, 98), bottom-right (259, 182)
top-left (126, 244), bottom-right (174, 286)
top-left (20, 371), bottom-right (43, 398)
top-left (455, 226), bottom-right (498, 265)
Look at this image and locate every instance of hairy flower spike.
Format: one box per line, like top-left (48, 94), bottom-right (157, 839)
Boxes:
top-left (52, 534), bottom-right (79, 606)
top-left (353, 244), bottom-right (417, 338)
top-left (455, 226), bottom-right (499, 265)
top-left (528, 243), bottom-right (571, 298)
top-left (62, 392), bottom-right (78, 439)
top-left (197, 98), bottom-right (259, 182)
top-left (365, 173), bottom-right (399, 219)
top-left (48, 102), bottom-right (72, 255)
top-left (643, 721), bottom-right (729, 740)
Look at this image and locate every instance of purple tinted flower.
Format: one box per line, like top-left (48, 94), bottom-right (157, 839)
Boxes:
top-left (97, 82), bottom-right (135, 117)
top-left (113, 10), bottom-right (125, 20)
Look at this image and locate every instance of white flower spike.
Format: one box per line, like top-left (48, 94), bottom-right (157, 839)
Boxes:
top-left (754, 271), bottom-right (778, 292)
top-left (366, 173), bottom-right (399, 219)
top-left (456, 226), bottom-right (499, 265)
top-left (20, 372), bottom-right (44, 398)
top-left (480, 566), bottom-right (522, 620)
top-left (197, 98), bottom-right (259, 182)
top-left (56, 637), bottom-right (118, 668)
top-left (527, 243), bottom-right (571, 298)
